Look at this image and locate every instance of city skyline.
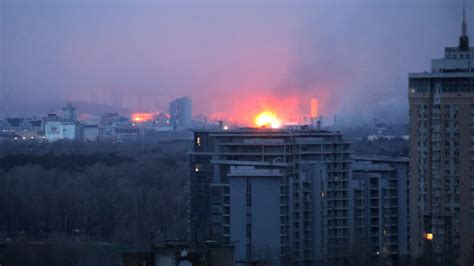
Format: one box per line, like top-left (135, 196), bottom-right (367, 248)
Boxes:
top-left (0, 0), bottom-right (469, 123)
top-left (3, 1), bottom-right (474, 265)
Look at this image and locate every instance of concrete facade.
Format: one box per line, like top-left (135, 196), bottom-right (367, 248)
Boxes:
top-left (352, 156), bottom-right (409, 265)
top-left (188, 127), bottom-right (352, 265)
top-left (408, 16), bottom-right (474, 265)
top-left (81, 125), bottom-right (99, 141)
top-left (170, 97), bottom-right (192, 131)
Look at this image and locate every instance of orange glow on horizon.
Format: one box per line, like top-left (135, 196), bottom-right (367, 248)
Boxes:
top-left (255, 111), bottom-right (281, 128)
top-left (310, 97), bottom-right (319, 118)
top-left (207, 91), bottom-right (331, 127)
top-left (209, 97), bottom-right (306, 126)
top-left (131, 113), bottom-right (154, 123)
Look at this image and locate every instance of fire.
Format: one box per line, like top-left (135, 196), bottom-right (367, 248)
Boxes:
top-left (255, 111), bottom-right (281, 128)
top-left (131, 113), bottom-right (154, 123)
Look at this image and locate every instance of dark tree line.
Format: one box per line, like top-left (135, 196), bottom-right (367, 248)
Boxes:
top-left (0, 152), bottom-right (132, 172)
top-left (0, 140), bottom-right (191, 266)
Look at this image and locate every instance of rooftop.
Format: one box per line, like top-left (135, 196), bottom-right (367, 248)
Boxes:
top-left (354, 155), bottom-right (409, 163)
top-left (190, 126), bottom-right (341, 136)
top-left (409, 72), bottom-right (474, 78)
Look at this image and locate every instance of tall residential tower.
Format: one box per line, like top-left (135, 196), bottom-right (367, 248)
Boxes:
top-left (408, 6), bottom-right (474, 265)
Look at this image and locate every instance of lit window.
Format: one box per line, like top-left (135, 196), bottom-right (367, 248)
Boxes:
top-left (424, 232), bottom-right (434, 241)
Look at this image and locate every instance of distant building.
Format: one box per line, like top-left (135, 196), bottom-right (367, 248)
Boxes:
top-left (29, 120), bottom-right (43, 133)
top-left (113, 126), bottom-right (139, 142)
top-left (170, 97), bottom-right (192, 131)
top-left (351, 156), bottom-right (409, 265)
top-left (44, 113), bottom-right (62, 141)
top-left (81, 125), bottom-right (99, 141)
top-left (191, 114), bottom-right (210, 129)
top-left (6, 118), bottom-right (32, 131)
top-left (98, 113), bottom-right (133, 141)
top-left (408, 8), bottom-right (474, 265)
top-left (189, 127), bottom-right (352, 265)
top-left (62, 102), bottom-right (78, 122)
top-left (154, 113), bottom-right (171, 128)
top-left (60, 123), bottom-right (77, 140)
top-left (0, 118), bottom-right (43, 134)
top-left (367, 134), bottom-right (409, 142)
top-left (100, 112), bottom-right (121, 126)
top-left (0, 119), bottom-right (9, 132)
top-left (44, 103), bottom-right (79, 141)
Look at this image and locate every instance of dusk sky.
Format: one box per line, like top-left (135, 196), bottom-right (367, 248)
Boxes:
top-left (0, 0), bottom-right (470, 124)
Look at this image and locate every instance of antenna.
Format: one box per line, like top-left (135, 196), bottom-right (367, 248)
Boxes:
top-left (463, 0), bottom-right (467, 36)
top-left (459, 0), bottom-right (470, 50)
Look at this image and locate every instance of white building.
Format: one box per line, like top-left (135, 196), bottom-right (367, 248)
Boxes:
top-left (44, 103), bottom-right (79, 142)
top-left (45, 121), bottom-right (77, 141)
top-left (60, 123), bottom-right (77, 140)
top-left (45, 120), bottom-right (62, 141)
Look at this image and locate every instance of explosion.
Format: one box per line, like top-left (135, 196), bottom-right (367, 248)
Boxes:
top-left (255, 111), bottom-right (281, 129)
top-left (131, 113), bottom-right (154, 123)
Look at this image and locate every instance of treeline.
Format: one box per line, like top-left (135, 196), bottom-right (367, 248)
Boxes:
top-left (0, 140), bottom-right (191, 265)
top-left (0, 152), bottom-right (132, 172)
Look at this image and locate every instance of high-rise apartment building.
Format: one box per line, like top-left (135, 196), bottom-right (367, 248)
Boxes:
top-left (170, 97), bottom-right (192, 131)
top-left (352, 156), bottom-right (409, 265)
top-left (188, 127), bottom-right (352, 265)
top-left (408, 8), bottom-right (474, 265)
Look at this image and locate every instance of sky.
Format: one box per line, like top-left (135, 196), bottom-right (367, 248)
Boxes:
top-left (0, 0), bottom-right (470, 124)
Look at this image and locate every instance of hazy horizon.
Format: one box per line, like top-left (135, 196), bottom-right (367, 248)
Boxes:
top-left (0, 0), bottom-right (470, 124)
